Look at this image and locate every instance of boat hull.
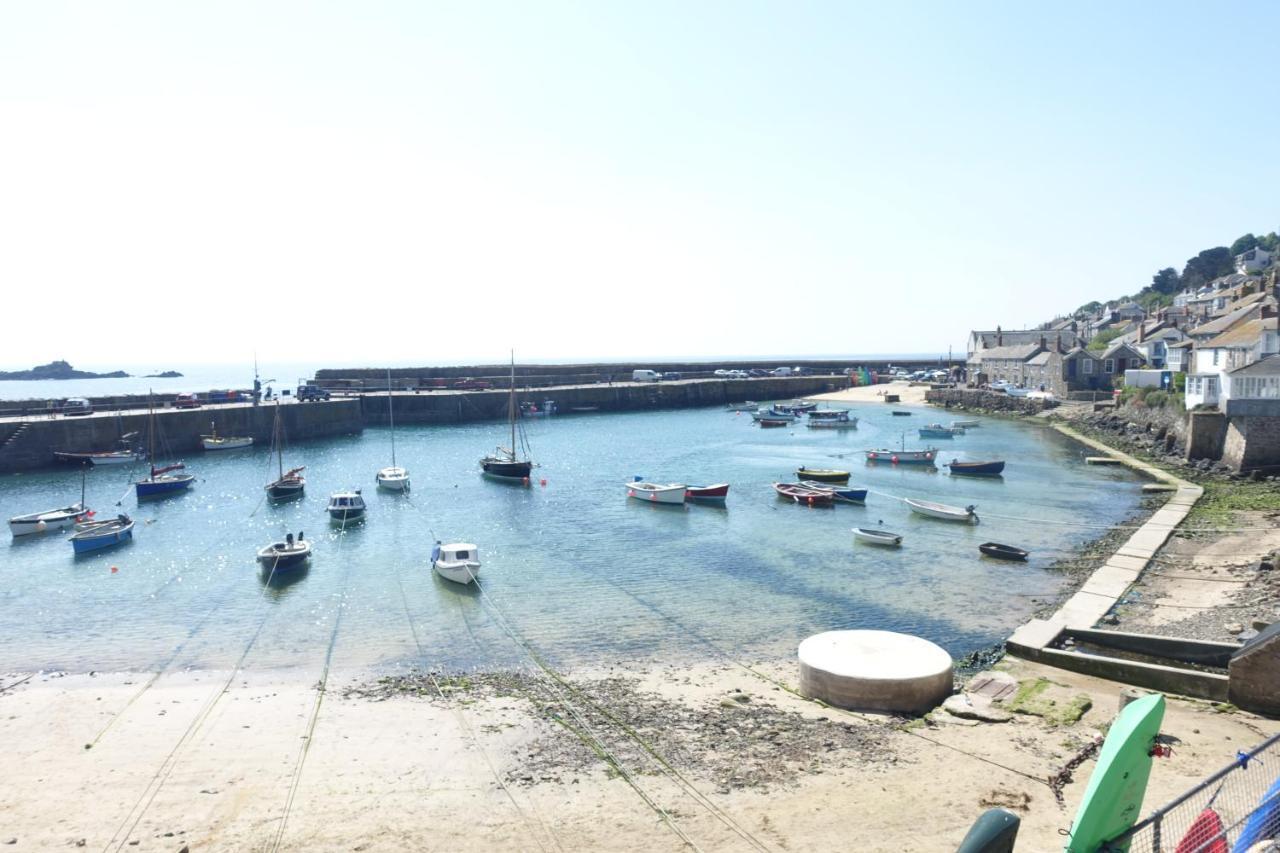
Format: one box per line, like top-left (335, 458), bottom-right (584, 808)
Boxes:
top-left (70, 519), bottom-right (134, 554)
top-left (949, 461), bottom-right (1005, 476)
top-left (135, 474), bottom-right (195, 498)
top-left (328, 508), bottom-right (366, 523)
top-left (433, 560), bottom-right (480, 584)
top-left (481, 458), bottom-right (533, 479)
top-left (201, 437), bottom-right (253, 451)
top-left (774, 483), bottom-right (834, 506)
top-left (905, 498), bottom-right (977, 523)
top-left (55, 451), bottom-right (143, 465)
top-left (795, 468), bottom-right (850, 483)
top-left (865, 449), bottom-right (936, 465)
top-left (799, 482), bottom-right (867, 503)
top-left (376, 467), bottom-right (411, 491)
top-left (853, 527), bottom-right (901, 546)
top-left (266, 478), bottom-right (306, 500)
top-left (257, 542), bottom-right (312, 569)
top-left (9, 504), bottom-right (87, 537)
top-left (685, 484), bottom-right (729, 501)
top-left (979, 542), bottom-right (1028, 561)
top-left (626, 482), bottom-right (687, 504)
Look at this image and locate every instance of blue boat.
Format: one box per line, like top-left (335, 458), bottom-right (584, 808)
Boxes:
top-left (69, 514), bottom-right (134, 554)
top-left (919, 424), bottom-right (963, 439)
top-left (135, 398), bottom-right (195, 499)
top-left (948, 460), bottom-right (1006, 476)
top-left (800, 481), bottom-right (868, 503)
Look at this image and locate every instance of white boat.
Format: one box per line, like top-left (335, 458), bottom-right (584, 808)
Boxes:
top-left (432, 541), bottom-right (480, 584)
top-left (904, 498), bottom-right (978, 523)
top-left (625, 481), bottom-right (687, 504)
top-left (1005, 387), bottom-right (1031, 398)
top-left (853, 527), bottom-right (902, 546)
top-left (201, 421), bottom-right (253, 451)
top-left (327, 490), bottom-right (366, 523)
top-left (54, 449), bottom-right (144, 465)
top-left (726, 401), bottom-right (758, 412)
top-left (950, 420), bottom-right (979, 429)
top-left (256, 533), bottom-right (312, 570)
top-left (376, 369), bottom-right (411, 491)
top-left (10, 503), bottom-right (88, 537)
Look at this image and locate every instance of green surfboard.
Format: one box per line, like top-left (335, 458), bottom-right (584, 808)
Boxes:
top-left (1064, 692), bottom-right (1165, 852)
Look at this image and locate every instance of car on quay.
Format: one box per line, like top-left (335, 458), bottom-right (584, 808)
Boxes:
top-left (661, 371), bottom-right (683, 381)
top-left (452, 378), bottom-right (493, 390)
top-left (55, 397), bottom-right (94, 416)
top-left (296, 385), bottom-right (331, 401)
top-left (174, 392), bottom-right (201, 408)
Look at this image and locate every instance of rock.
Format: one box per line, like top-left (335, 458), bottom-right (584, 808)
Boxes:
top-left (1226, 623), bottom-right (1244, 635)
top-left (1253, 619), bottom-right (1272, 631)
top-left (1258, 562), bottom-right (1274, 573)
top-left (942, 693), bottom-right (1012, 723)
top-left (1102, 613), bottom-right (1120, 625)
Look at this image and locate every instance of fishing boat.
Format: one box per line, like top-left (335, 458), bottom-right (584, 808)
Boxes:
top-left (54, 448), bottom-right (145, 465)
top-left (256, 532), bottom-right (312, 570)
top-left (905, 497), bottom-right (978, 523)
top-left (951, 420), bottom-right (980, 429)
top-left (264, 401), bottom-right (305, 500)
top-left (890, 411), bottom-right (912, 417)
top-left (725, 401), bottom-right (758, 412)
top-left (685, 483), bottom-right (729, 502)
top-left (799, 481), bottom-right (867, 503)
top-left (752, 408), bottom-right (798, 422)
top-left (481, 353), bottom-right (535, 480)
top-left (135, 397), bottom-right (195, 499)
top-left (327, 490), bottom-right (366, 523)
top-left (795, 467), bottom-right (850, 483)
top-left (200, 421), bottom-right (253, 451)
top-left (948, 460), bottom-right (1005, 476)
top-left (432, 541), bottom-right (480, 584)
top-left (10, 503), bottom-right (89, 537)
top-left (806, 410), bottom-right (858, 428)
top-left (866, 434), bottom-right (938, 465)
top-left (773, 483), bottom-right (834, 505)
top-left (69, 514), bottom-right (134, 554)
top-left (376, 370), bottom-right (410, 491)
top-left (853, 527), bottom-right (902, 546)
top-left (625, 481), bottom-right (687, 505)
top-left (757, 416), bottom-right (792, 428)
top-left (918, 424), bottom-right (963, 439)
top-left (519, 400), bottom-right (556, 417)
top-left (979, 542), bottom-right (1028, 561)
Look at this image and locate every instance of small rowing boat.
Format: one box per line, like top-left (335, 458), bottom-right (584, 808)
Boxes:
top-left (853, 527), bottom-right (901, 546)
top-left (890, 411), bottom-right (912, 417)
top-left (257, 532), bottom-right (312, 570)
top-left (799, 481), bottom-right (867, 503)
top-left (905, 498), bottom-right (977, 523)
top-left (726, 401), bottom-right (758, 412)
top-left (918, 424), bottom-right (963, 439)
top-left (626, 481), bottom-right (687, 505)
top-left (69, 514), bottom-right (134, 554)
top-left (685, 483), bottom-right (729, 502)
top-left (979, 542), bottom-right (1028, 561)
top-left (948, 460), bottom-right (1005, 476)
top-left (757, 416), bottom-right (792, 428)
top-left (774, 483), bottom-right (834, 506)
top-left (796, 467), bottom-right (849, 483)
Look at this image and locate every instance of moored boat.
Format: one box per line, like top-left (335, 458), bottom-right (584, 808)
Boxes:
top-left (795, 467), bottom-right (849, 483)
top-left (725, 401), bottom-right (758, 412)
top-left (890, 411), bottom-right (912, 417)
top-left (54, 449), bottom-right (145, 465)
top-left (327, 490), bottom-right (366, 523)
top-left (432, 541), bottom-right (480, 584)
top-left (773, 482), bottom-right (834, 505)
top-left (950, 420), bottom-right (980, 429)
top-left (10, 503), bottom-right (89, 537)
top-left (136, 397), bottom-right (195, 499)
top-left (69, 514), bottom-right (134, 553)
top-left (799, 481), bottom-right (867, 503)
top-left (752, 408), bottom-right (799, 422)
top-left (264, 401), bottom-right (305, 499)
top-left (626, 481), bottom-right (687, 504)
top-left (685, 483), bottom-right (729, 502)
top-left (200, 421), bottom-right (253, 451)
top-left (482, 353), bottom-right (535, 481)
top-left (375, 369), bottom-right (411, 491)
top-left (519, 400), bottom-right (556, 417)
top-left (979, 542), bottom-right (1028, 561)
top-left (853, 527), bottom-right (902, 546)
top-left (757, 416), bottom-right (792, 428)
top-left (865, 447), bottom-right (937, 465)
top-left (806, 410), bottom-right (858, 428)
top-left (918, 424), bottom-right (963, 439)
top-left (256, 532), bottom-right (312, 569)
top-left (905, 497), bottom-right (977, 523)
top-left (948, 460), bottom-right (1006, 476)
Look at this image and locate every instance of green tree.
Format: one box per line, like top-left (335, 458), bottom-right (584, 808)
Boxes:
top-left (1087, 328), bottom-right (1123, 352)
top-left (1258, 232), bottom-right (1280, 252)
top-left (1150, 267), bottom-right (1179, 294)
top-left (1230, 234), bottom-right (1259, 256)
top-left (1181, 247), bottom-right (1234, 289)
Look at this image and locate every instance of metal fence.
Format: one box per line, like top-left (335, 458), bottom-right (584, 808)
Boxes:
top-left (1102, 732), bottom-right (1280, 852)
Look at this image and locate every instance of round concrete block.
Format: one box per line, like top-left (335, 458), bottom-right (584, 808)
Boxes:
top-left (798, 630), bottom-right (953, 714)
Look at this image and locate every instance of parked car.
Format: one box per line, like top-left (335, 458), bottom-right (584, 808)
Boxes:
top-left (661, 371), bottom-right (683, 381)
top-left (748, 368), bottom-right (770, 377)
top-left (296, 385), bottom-right (331, 401)
top-left (174, 392), bottom-right (201, 408)
top-left (452, 378), bottom-right (492, 390)
top-left (56, 397), bottom-right (93, 416)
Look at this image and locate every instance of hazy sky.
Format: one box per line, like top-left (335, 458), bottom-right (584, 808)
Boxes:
top-left (3, 1), bottom-right (1278, 367)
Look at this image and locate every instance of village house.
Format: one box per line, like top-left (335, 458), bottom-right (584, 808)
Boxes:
top-left (1235, 246), bottom-right (1272, 274)
top-left (1185, 305), bottom-right (1279, 408)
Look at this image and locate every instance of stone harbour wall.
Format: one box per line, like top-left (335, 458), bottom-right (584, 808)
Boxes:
top-left (924, 388), bottom-right (1059, 414)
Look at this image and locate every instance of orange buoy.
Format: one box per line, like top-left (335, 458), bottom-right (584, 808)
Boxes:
top-left (522, 476), bottom-right (530, 486)
top-left (110, 566), bottom-right (118, 573)
top-left (891, 455), bottom-right (899, 463)
top-left (540, 478), bottom-right (547, 487)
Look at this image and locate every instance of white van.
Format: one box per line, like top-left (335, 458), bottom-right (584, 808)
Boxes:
top-left (632, 369), bottom-right (662, 382)
top-left (771, 367), bottom-right (792, 377)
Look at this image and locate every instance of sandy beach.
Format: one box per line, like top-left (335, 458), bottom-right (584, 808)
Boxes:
top-left (810, 379), bottom-right (931, 406)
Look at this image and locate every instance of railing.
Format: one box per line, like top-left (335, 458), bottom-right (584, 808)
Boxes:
top-left (1101, 732), bottom-right (1280, 852)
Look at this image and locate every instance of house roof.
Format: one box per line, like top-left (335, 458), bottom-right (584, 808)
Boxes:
top-left (1168, 339), bottom-right (1196, 349)
top-left (1026, 352), bottom-right (1053, 366)
top-left (1229, 354), bottom-right (1280, 376)
top-left (1101, 341), bottom-right (1145, 360)
top-left (970, 330), bottom-right (1080, 350)
top-left (1063, 347), bottom-right (1095, 360)
top-left (1191, 303), bottom-right (1260, 338)
top-left (1203, 319), bottom-right (1264, 349)
top-left (973, 343), bottom-right (1041, 361)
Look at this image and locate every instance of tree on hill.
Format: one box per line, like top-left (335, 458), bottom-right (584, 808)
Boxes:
top-left (1230, 234), bottom-right (1259, 256)
top-left (1150, 267), bottom-right (1179, 294)
top-left (1258, 232), bottom-right (1280, 252)
top-left (1181, 247), bottom-right (1234, 289)
top-left (1087, 328), bottom-right (1123, 352)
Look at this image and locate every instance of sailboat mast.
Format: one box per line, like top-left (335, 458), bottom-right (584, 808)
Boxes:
top-left (276, 401), bottom-right (284, 480)
top-left (509, 352), bottom-right (516, 454)
top-left (148, 391), bottom-right (156, 479)
top-left (387, 368), bottom-right (396, 466)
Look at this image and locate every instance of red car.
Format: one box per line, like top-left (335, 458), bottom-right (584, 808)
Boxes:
top-left (451, 378), bottom-right (492, 390)
top-left (174, 392), bottom-right (201, 408)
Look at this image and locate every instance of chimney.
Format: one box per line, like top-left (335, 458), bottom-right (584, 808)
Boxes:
top-left (1137, 322), bottom-right (1145, 343)
top-left (996, 325), bottom-right (1003, 347)
top-left (1057, 336), bottom-right (1065, 354)
top-left (1040, 335), bottom-right (1047, 351)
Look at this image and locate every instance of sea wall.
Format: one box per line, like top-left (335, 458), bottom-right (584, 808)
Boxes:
top-left (924, 388), bottom-right (1059, 414)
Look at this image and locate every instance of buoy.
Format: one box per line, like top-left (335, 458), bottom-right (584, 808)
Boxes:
top-left (891, 455), bottom-right (899, 464)
top-left (522, 476), bottom-right (529, 486)
top-left (540, 478), bottom-right (547, 487)
top-left (110, 566), bottom-right (118, 574)
top-left (36, 520), bottom-right (46, 532)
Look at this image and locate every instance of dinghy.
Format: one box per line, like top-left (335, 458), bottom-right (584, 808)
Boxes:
top-left (774, 483), bottom-right (834, 506)
top-left (796, 467), bottom-right (850, 483)
top-left (948, 460), bottom-right (1005, 476)
top-left (685, 483), bottom-right (729, 502)
top-left (256, 532), bottom-right (312, 570)
top-left (69, 514), bottom-right (134, 554)
top-left (799, 481), bottom-right (867, 503)
top-left (853, 527), bottom-right (902, 546)
top-left (918, 424), bottom-right (963, 439)
top-left (905, 498), bottom-right (978, 523)
top-left (978, 542), bottom-right (1028, 561)
top-left (432, 541), bottom-right (480, 585)
top-left (10, 503), bottom-right (89, 537)
top-left (625, 481), bottom-right (687, 505)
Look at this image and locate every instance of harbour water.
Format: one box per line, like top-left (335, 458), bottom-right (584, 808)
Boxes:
top-left (0, 402), bottom-right (1145, 676)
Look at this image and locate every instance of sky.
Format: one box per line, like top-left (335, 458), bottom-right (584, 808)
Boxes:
top-left (3, 1), bottom-right (1279, 368)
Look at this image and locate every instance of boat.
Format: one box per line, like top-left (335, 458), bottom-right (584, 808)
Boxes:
top-left (951, 420), bottom-right (980, 429)
top-left (264, 401), bottom-right (305, 500)
top-left (955, 809), bottom-right (1020, 853)
top-left (725, 401), bottom-right (758, 412)
top-left (1005, 387), bottom-right (1032, 398)
top-left (890, 411), bottom-right (912, 417)
top-left (376, 369), bottom-right (410, 491)
top-left (866, 434), bottom-right (938, 465)
top-left (685, 483), bottom-right (729, 502)
top-left (752, 408), bottom-right (798, 422)
top-left (795, 467), bottom-right (849, 483)
top-left (256, 532), bottom-right (312, 570)
top-left (481, 353), bottom-right (535, 481)
top-left (949, 460), bottom-right (1006, 476)
top-left (200, 421), bottom-right (253, 451)
top-left (979, 542), bottom-right (1028, 561)
top-left (69, 514), bottom-right (134, 554)
top-left (853, 527), bottom-right (902, 546)
top-left (806, 410), bottom-right (858, 428)
top-left (625, 481), bottom-right (687, 505)
top-left (432, 541), bottom-right (480, 584)
top-left (10, 502), bottom-right (89, 537)
top-left (773, 482), bottom-right (834, 505)
top-left (327, 490), bottom-right (366, 523)
top-left (782, 401), bottom-right (818, 413)
top-left (757, 416), bottom-right (792, 428)
top-left (799, 481), bottom-right (867, 503)
top-left (54, 448), bottom-right (145, 465)
top-left (918, 424), bottom-right (963, 439)
top-left (905, 497), bottom-right (977, 523)
top-left (520, 400), bottom-right (556, 417)
top-left (135, 397), bottom-right (195, 499)
top-left (569, 405), bottom-right (599, 413)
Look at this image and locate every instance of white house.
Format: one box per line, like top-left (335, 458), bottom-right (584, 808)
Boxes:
top-left (1225, 354), bottom-right (1280, 402)
top-left (1235, 247), bottom-right (1272, 274)
top-left (1183, 308), bottom-right (1278, 408)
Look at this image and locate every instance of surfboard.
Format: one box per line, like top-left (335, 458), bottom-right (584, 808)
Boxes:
top-left (1064, 692), bottom-right (1165, 852)
top-left (1232, 774), bottom-right (1280, 853)
top-left (1174, 806), bottom-right (1226, 853)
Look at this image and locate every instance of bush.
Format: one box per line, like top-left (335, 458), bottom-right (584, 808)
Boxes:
top-left (1173, 372), bottom-right (1186, 392)
top-left (1145, 390), bottom-right (1168, 408)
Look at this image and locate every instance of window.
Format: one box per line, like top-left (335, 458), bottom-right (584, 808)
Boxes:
top-left (1212, 350), bottom-right (1219, 366)
top-left (1082, 359), bottom-right (1093, 374)
top-left (1104, 359), bottom-right (1115, 373)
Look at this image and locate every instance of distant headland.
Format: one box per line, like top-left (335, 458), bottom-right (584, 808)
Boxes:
top-left (0, 360), bottom-right (182, 381)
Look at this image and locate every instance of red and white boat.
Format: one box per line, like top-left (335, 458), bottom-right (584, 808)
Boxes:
top-left (685, 483), bottom-right (729, 502)
top-left (625, 481), bottom-right (687, 505)
top-left (865, 447), bottom-right (937, 465)
top-left (773, 483), bottom-right (834, 506)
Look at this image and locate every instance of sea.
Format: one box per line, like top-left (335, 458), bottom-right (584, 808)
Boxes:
top-left (0, 399), bottom-right (1145, 677)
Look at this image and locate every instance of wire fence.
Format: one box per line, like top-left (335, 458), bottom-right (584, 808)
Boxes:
top-left (1102, 733), bottom-right (1280, 852)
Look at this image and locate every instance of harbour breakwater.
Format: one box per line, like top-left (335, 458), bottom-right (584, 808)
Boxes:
top-left (0, 376), bottom-right (836, 472)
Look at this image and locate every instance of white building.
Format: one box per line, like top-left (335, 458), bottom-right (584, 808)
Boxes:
top-left (1235, 247), bottom-right (1272, 274)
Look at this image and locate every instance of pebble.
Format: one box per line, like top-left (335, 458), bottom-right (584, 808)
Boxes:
top-left (1226, 623), bottom-right (1244, 635)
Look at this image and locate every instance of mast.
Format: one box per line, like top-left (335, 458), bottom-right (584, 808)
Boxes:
top-left (386, 368), bottom-right (396, 467)
top-left (275, 400), bottom-right (284, 479)
top-left (509, 351), bottom-right (516, 457)
top-left (148, 391), bottom-right (156, 480)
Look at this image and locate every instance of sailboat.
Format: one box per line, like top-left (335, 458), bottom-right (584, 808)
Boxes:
top-left (265, 401), bottom-right (305, 500)
top-left (10, 466), bottom-right (92, 537)
top-left (375, 369), bottom-right (410, 491)
top-left (480, 353), bottom-right (534, 480)
top-left (135, 395), bottom-right (196, 498)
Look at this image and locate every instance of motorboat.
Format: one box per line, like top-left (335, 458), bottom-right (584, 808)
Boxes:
top-left (432, 541), bottom-right (480, 584)
top-left (265, 401), bottom-right (305, 499)
top-left (752, 409), bottom-right (799, 422)
top-left (979, 542), bottom-right (1028, 561)
top-left (200, 421), bottom-right (252, 451)
top-left (482, 354), bottom-right (535, 481)
top-left (725, 401), bottom-right (758, 412)
top-left (853, 527), bottom-right (902, 546)
top-left (10, 503), bottom-right (89, 537)
top-left (256, 532), bottom-right (312, 570)
top-left (950, 420), bottom-right (980, 429)
top-left (918, 424), bottom-right (963, 439)
top-left (376, 369), bottom-right (411, 491)
top-left (69, 514), bottom-right (134, 554)
top-left (799, 481), bottom-right (867, 503)
top-left (795, 467), bottom-right (849, 483)
top-left (520, 400), bottom-right (557, 417)
top-left (774, 483), bottom-right (834, 506)
top-left (948, 460), bottom-right (1005, 476)
top-left (685, 483), bottom-right (729, 502)
top-left (327, 490), bottom-right (366, 523)
top-left (806, 410), bottom-right (858, 429)
top-left (625, 481), bottom-right (687, 505)
top-left (905, 498), bottom-right (978, 523)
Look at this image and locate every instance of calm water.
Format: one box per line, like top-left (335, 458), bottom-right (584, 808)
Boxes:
top-left (0, 403), bottom-right (1143, 676)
